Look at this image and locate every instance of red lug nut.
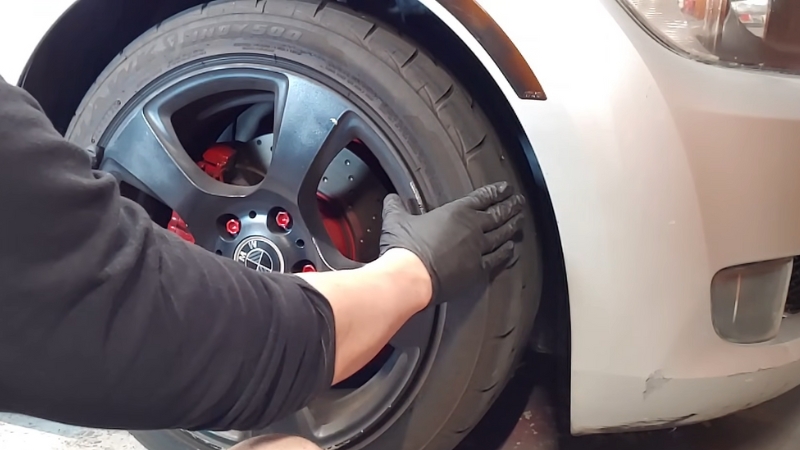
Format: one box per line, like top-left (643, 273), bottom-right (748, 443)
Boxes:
top-left (167, 212), bottom-right (195, 244)
top-left (301, 264), bottom-right (317, 273)
top-left (225, 218), bottom-right (241, 236)
top-left (275, 211), bottom-right (292, 230)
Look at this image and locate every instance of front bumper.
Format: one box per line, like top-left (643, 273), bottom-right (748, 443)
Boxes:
top-left (478, 0), bottom-right (800, 434)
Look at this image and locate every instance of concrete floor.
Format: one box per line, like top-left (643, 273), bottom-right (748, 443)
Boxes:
top-left (0, 413), bottom-right (143, 450)
top-left (4, 355), bottom-right (800, 450)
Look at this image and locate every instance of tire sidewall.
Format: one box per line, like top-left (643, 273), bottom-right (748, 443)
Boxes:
top-left (68, 9), bottom-right (527, 450)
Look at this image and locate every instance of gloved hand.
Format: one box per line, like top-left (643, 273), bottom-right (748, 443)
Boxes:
top-left (380, 182), bottom-right (525, 305)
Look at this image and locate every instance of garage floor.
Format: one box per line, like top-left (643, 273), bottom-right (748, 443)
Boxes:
top-left (0, 414), bottom-right (142, 450)
top-left (3, 354), bottom-right (799, 450)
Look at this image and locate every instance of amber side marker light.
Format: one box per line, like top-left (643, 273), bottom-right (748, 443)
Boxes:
top-left (438, 0), bottom-right (547, 100)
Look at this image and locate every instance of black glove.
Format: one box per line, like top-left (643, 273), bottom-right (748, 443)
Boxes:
top-left (379, 182), bottom-right (525, 305)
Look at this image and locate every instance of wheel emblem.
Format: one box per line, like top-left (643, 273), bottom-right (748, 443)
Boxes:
top-left (234, 236), bottom-right (285, 273)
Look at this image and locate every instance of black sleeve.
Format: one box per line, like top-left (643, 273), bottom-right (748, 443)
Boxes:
top-left (0, 79), bottom-right (336, 431)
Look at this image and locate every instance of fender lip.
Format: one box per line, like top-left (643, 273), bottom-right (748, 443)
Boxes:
top-left (437, 0), bottom-right (546, 100)
top-left (16, 0), bottom-right (82, 87)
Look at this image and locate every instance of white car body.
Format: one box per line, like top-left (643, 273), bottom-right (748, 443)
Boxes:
top-left (4, 0), bottom-right (800, 436)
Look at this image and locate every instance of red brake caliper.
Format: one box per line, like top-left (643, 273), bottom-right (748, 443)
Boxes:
top-left (167, 144), bottom-right (236, 244)
top-left (317, 193), bottom-right (358, 260)
top-left (166, 143), bottom-right (358, 262)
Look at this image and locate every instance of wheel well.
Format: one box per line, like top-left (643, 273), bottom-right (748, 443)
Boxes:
top-left (23, 0), bottom-right (569, 363)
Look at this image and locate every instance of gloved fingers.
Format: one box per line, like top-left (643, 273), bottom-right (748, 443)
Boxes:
top-left (481, 240), bottom-right (515, 274)
top-left (482, 214), bottom-right (524, 253)
top-left (460, 182), bottom-right (514, 211)
top-left (382, 193), bottom-right (408, 220)
top-left (480, 193), bottom-right (525, 231)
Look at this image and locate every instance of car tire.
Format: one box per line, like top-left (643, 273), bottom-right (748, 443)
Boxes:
top-left (66, 1), bottom-right (542, 449)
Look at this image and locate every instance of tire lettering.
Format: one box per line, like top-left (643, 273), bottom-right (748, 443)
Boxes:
top-left (176, 23), bottom-right (304, 47)
top-left (162, 33), bottom-right (178, 51)
top-left (284, 29), bottom-right (302, 41)
top-left (198, 27), bottom-right (215, 40)
top-left (152, 36), bottom-right (168, 53)
top-left (267, 26), bottom-right (285, 37)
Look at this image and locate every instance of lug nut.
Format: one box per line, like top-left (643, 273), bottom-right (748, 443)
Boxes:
top-left (276, 211), bottom-right (292, 230)
top-left (225, 218), bottom-right (241, 236)
top-left (301, 264), bottom-right (317, 273)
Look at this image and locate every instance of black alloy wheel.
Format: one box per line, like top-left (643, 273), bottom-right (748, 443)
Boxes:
top-left (97, 60), bottom-right (440, 448)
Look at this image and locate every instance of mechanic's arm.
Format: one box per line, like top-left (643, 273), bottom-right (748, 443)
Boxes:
top-left (0, 79), bottom-right (340, 431)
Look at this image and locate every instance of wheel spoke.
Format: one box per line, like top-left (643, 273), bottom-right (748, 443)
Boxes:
top-left (308, 235), bottom-right (364, 271)
top-left (207, 430), bottom-right (252, 443)
top-left (390, 309), bottom-right (436, 351)
top-left (268, 408), bottom-right (318, 441)
top-left (305, 351), bottom-right (418, 441)
top-left (101, 103), bottom-right (249, 229)
top-left (262, 74), bottom-right (357, 205)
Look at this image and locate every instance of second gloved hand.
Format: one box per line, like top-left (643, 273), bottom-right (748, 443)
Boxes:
top-left (379, 182), bottom-right (525, 305)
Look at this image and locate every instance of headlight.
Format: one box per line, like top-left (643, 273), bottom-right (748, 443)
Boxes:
top-left (619, 0), bottom-right (800, 73)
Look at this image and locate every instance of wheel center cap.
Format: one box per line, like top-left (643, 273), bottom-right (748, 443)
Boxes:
top-left (234, 236), bottom-right (285, 273)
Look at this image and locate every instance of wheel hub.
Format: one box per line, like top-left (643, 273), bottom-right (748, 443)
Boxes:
top-left (165, 142), bottom-right (356, 273)
top-left (233, 235), bottom-right (285, 273)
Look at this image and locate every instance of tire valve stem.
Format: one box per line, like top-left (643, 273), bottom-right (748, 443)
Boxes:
top-left (276, 211), bottom-right (292, 231)
top-left (301, 263), bottom-right (317, 273)
top-left (226, 218), bottom-right (241, 236)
